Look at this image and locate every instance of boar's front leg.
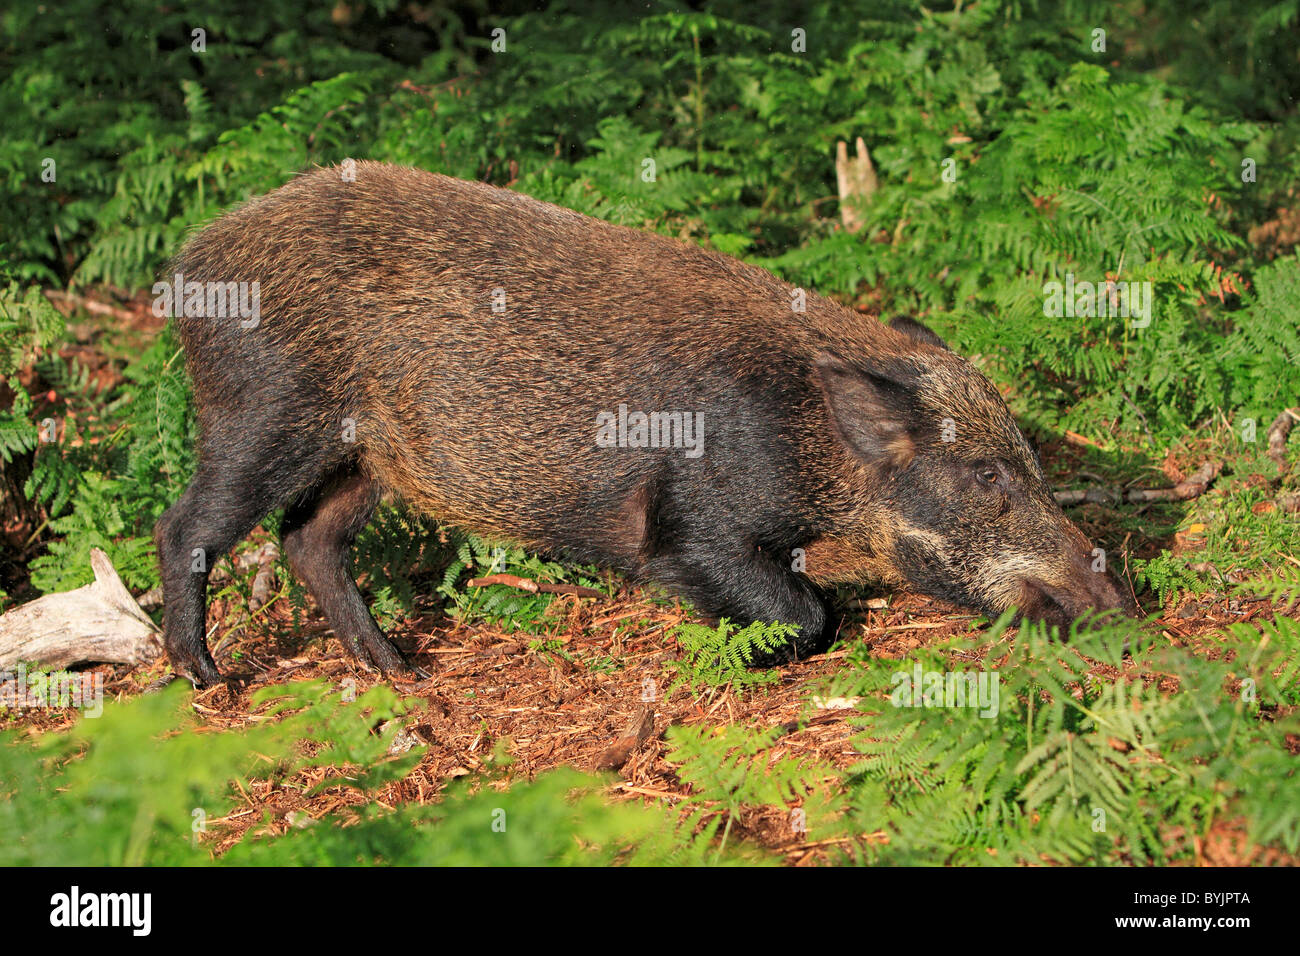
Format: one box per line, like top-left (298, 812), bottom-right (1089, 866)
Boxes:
top-left (646, 513), bottom-right (830, 665)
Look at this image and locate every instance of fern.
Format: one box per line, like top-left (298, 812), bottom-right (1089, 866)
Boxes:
top-left (434, 533), bottom-right (606, 634)
top-left (27, 472), bottom-right (157, 592)
top-left (1223, 254), bottom-right (1300, 415)
top-left (0, 280), bottom-right (65, 464)
top-left (1132, 550), bottom-right (1210, 607)
top-left (666, 722), bottom-right (830, 854)
top-left (821, 614), bottom-right (1300, 864)
top-left (0, 679), bottom-right (722, 866)
top-left (0, 377), bottom-right (36, 464)
top-left (663, 618), bottom-right (794, 696)
top-left (1242, 562), bottom-right (1300, 609)
top-left (0, 281), bottom-right (65, 375)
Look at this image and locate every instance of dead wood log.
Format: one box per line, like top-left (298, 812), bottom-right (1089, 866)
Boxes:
top-left (0, 547), bottom-right (162, 670)
top-left (1267, 407), bottom-right (1299, 475)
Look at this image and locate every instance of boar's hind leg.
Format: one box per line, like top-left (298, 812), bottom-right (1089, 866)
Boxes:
top-left (648, 524), bottom-right (830, 665)
top-left (280, 468), bottom-right (411, 676)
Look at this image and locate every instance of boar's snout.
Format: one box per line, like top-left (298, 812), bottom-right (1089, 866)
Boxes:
top-left (1016, 550), bottom-right (1138, 629)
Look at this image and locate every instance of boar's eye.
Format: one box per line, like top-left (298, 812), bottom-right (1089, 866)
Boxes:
top-left (975, 464), bottom-right (1001, 486)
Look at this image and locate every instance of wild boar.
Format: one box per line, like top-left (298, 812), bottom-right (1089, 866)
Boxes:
top-left (155, 162), bottom-right (1133, 685)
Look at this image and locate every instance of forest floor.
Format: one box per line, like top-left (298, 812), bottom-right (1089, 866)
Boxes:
top-left (6, 564), bottom-right (1297, 865)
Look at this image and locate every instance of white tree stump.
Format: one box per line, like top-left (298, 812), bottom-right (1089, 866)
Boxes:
top-left (835, 136), bottom-right (879, 233)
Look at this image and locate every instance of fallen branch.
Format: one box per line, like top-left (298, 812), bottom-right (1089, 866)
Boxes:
top-left (466, 573), bottom-right (604, 598)
top-left (1063, 430), bottom-right (1105, 449)
top-left (0, 548), bottom-right (163, 670)
top-left (43, 289), bottom-right (141, 324)
top-left (1128, 460), bottom-right (1222, 501)
top-left (1055, 460), bottom-right (1222, 506)
top-left (1267, 407), bottom-right (1299, 475)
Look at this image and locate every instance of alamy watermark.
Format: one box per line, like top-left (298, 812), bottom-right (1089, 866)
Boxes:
top-left (891, 664), bottom-right (1000, 718)
top-left (49, 886), bottom-right (150, 936)
top-left (596, 404), bottom-right (704, 458)
top-left (0, 663), bottom-right (104, 718)
top-left (1042, 272), bottom-right (1152, 328)
top-left (152, 271), bottom-right (261, 328)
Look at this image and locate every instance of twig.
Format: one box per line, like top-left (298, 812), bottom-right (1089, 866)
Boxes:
top-left (1053, 488), bottom-right (1122, 506)
top-left (1055, 460), bottom-right (1222, 506)
top-left (1127, 460), bottom-right (1222, 501)
top-left (611, 783), bottom-right (686, 802)
top-left (1063, 430), bottom-right (1104, 449)
top-left (466, 573), bottom-right (605, 598)
top-left (1121, 390), bottom-right (1155, 448)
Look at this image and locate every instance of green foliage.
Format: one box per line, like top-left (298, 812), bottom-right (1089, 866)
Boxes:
top-left (19, 327), bottom-right (196, 593)
top-left (0, 678), bottom-right (708, 866)
top-left (664, 618), bottom-right (794, 696)
top-left (761, 54), bottom-right (1263, 440)
top-left (4, 617), bottom-right (1294, 866)
top-left (5, 0), bottom-right (1297, 476)
top-left (1231, 615), bottom-right (1300, 709)
top-left (227, 765), bottom-right (686, 866)
top-left (667, 722), bottom-right (825, 811)
top-left (350, 505), bottom-right (447, 623)
top-left (0, 281), bottom-right (65, 379)
top-left (1132, 550), bottom-right (1209, 607)
top-left (1245, 563), bottom-right (1300, 608)
top-left (816, 613), bottom-right (1300, 864)
top-left (666, 721), bottom-right (829, 856)
top-left (26, 473), bottom-right (159, 592)
top-left (0, 0), bottom-right (427, 284)
top-left (436, 534), bottom-right (608, 634)
top-left (1221, 254), bottom-right (1300, 416)
top-left (2, 0), bottom-right (1299, 866)
top-left (0, 382), bottom-right (36, 468)
top-left (0, 680), bottom-right (412, 865)
top-left (0, 280), bottom-right (64, 464)
top-left (1128, 454), bottom-right (1300, 608)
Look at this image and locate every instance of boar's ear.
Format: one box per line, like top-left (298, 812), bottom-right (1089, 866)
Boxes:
top-left (889, 316), bottom-right (949, 350)
top-left (815, 353), bottom-right (918, 473)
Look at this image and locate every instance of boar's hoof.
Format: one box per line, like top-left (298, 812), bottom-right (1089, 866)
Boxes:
top-left (342, 631), bottom-right (427, 682)
top-left (169, 654), bottom-right (227, 689)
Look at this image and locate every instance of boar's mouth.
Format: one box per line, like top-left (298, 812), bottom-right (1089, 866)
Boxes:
top-left (1015, 571), bottom-right (1138, 630)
